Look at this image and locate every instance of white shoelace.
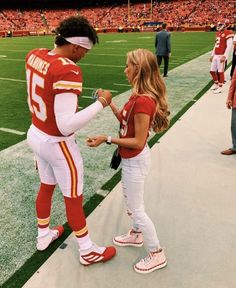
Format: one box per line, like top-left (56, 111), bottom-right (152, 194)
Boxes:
top-left (142, 253), bottom-right (154, 265)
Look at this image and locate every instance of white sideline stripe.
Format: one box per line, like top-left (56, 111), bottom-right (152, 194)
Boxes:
top-left (90, 53), bottom-right (125, 57)
top-left (81, 95), bottom-right (91, 99)
top-left (0, 58), bottom-right (124, 68)
top-left (0, 77), bottom-right (26, 83)
top-left (0, 128), bottom-right (26, 135)
top-left (0, 50), bottom-right (125, 56)
top-left (0, 50), bottom-right (124, 57)
top-left (0, 58), bottom-right (23, 62)
top-left (83, 87), bottom-right (118, 93)
top-left (105, 40), bottom-right (127, 43)
top-left (113, 83), bottom-right (131, 87)
top-left (0, 77), bottom-right (118, 92)
top-left (80, 63), bottom-right (124, 68)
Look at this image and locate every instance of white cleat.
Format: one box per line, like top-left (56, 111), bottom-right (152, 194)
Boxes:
top-left (79, 243), bottom-right (116, 265)
top-left (210, 83), bottom-right (218, 90)
top-left (36, 226), bottom-right (64, 251)
top-left (213, 87), bottom-right (222, 94)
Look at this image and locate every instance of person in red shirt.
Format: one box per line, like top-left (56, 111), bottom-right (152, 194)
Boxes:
top-left (26, 16), bottom-right (116, 265)
top-left (210, 21), bottom-right (234, 94)
top-left (221, 68), bottom-right (236, 155)
top-left (87, 48), bottom-right (170, 274)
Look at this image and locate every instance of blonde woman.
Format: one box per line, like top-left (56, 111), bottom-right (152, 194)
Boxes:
top-left (87, 48), bottom-right (169, 273)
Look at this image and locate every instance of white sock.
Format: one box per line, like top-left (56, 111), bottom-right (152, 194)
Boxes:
top-left (38, 227), bottom-right (50, 237)
top-left (76, 234), bottom-right (93, 251)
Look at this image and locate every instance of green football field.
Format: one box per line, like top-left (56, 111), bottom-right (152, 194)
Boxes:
top-left (0, 31), bottom-right (214, 151)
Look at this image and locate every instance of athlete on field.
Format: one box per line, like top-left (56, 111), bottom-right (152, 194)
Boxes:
top-left (210, 20), bottom-right (234, 94)
top-left (25, 16), bottom-right (116, 265)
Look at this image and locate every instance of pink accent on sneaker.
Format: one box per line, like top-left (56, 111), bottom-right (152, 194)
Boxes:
top-left (134, 248), bottom-right (167, 274)
top-left (80, 243), bottom-right (116, 266)
top-left (113, 229), bottom-right (143, 247)
top-left (36, 226), bottom-right (64, 251)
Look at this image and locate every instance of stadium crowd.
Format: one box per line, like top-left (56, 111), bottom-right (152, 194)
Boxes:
top-left (0, 0), bottom-right (235, 34)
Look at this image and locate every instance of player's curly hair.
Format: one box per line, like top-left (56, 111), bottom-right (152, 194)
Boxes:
top-left (54, 16), bottom-right (98, 46)
top-left (127, 49), bottom-right (170, 133)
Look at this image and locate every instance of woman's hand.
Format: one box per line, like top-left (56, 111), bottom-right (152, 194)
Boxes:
top-left (97, 89), bottom-right (112, 107)
top-left (86, 135), bottom-right (107, 147)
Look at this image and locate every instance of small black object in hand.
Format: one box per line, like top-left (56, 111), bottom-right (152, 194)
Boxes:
top-left (110, 148), bottom-right (121, 170)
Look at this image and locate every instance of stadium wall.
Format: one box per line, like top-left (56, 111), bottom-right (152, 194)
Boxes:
top-left (0, 26), bottom-right (214, 38)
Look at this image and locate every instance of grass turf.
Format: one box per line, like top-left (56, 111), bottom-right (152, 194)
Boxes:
top-left (0, 31), bottom-right (215, 150)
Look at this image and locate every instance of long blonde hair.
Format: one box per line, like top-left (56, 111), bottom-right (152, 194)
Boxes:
top-left (127, 48), bottom-right (170, 132)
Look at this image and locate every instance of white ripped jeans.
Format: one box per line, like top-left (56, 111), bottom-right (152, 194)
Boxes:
top-left (121, 145), bottom-right (161, 251)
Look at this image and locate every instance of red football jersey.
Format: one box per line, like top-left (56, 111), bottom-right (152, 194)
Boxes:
top-left (214, 30), bottom-right (234, 55)
top-left (119, 95), bottom-right (156, 158)
top-left (25, 48), bottom-right (83, 136)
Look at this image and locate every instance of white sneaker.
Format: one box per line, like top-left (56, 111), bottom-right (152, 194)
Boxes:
top-left (36, 226), bottom-right (64, 251)
top-left (80, 243), bottom-right (116, 266)
top-left (134, 248), bottom-right (167, 274)
top-left (113, 229), bottom-right (143, 247)
top-left (210, 83), bottom-right (218, 90)
top-left (213, 87), bottom-right (222, 94)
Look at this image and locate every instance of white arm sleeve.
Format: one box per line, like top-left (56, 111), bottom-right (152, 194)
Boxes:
top-left (223, 37), bottom-right (233, 59)
top-left (55, 92), bottom-right (103, 136)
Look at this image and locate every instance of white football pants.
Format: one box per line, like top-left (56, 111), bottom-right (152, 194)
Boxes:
top-left (27, 126), bottom-right (83, 198)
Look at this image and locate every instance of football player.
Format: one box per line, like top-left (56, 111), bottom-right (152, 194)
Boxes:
top-left (25, 16), bottom-right (116, 265)
top-left (210, 20), bottom-right (234, 93)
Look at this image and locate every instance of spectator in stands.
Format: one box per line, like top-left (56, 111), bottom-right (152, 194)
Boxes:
top-left (230, 34), bottom-right (236, 79)
top-left (87, 48), bottom-right (169, 274)
top-left (25, 16), bottom-right (116, 266)
top-left (155, 22), bottom-right (171, 77)
top-left (221, 68), bottom-right (236, 155)
top-left (1, 1), bottom-right (235, 32)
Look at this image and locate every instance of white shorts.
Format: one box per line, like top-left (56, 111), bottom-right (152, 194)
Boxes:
top-left (27, 126), bottom-right (83, 198)
top-left (210, 55), bottom-right (225, 73)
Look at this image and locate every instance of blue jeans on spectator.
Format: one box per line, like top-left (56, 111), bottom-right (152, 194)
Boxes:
top-left (231, 108), bottom-right (236, 151)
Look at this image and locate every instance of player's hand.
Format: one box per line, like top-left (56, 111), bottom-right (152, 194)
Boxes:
top-left (226, 100), bottom-right (232, 109)
top-left (97, 89), bottom-right (112, 107)
top-left (220, 56), bottom-right (226, 63)
top-left (168, 53), bottom-right (171, 57)
top-left (209, 56), bottom-right (213, 62)
top-left (86, 135), bottom-right (106, 147)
